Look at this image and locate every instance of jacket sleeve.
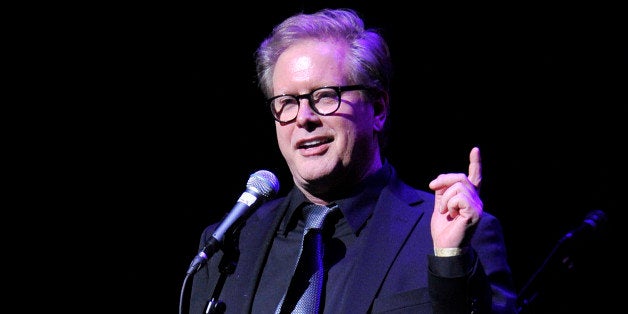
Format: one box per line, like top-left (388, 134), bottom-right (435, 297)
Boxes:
top-left (428, 213), bottom-right (518, 314)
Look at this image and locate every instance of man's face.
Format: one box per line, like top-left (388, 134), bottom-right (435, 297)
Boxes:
top-left (271, 39), bottom-right (385, 194)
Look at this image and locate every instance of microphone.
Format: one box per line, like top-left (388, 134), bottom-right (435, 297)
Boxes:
top-left (516, 209), bottom-right (609, 312)
top-left (559, 209), bottom-right (608, 243)
top-left (186, 170), bottom-right (280, 275)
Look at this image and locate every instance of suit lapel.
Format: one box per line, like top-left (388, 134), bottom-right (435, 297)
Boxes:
top-left (337, 179), bottom-right (427, 313)
top-left (238, 197), bottom-right (291, 312)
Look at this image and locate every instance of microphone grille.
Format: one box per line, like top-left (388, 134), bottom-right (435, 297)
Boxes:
top-left (247, 170), bottom-right (280, 198)
top-left (583, 209), bottom-right (608, 231)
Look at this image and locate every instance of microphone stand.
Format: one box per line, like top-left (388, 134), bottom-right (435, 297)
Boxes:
top-left (516, 236), bottom-right (567, 313)
top-left (516, 220), bottom-right (605, 313)
top-left (204, 229), bottom-right (241, 314)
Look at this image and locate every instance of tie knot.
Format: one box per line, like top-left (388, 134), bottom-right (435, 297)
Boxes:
top-left (302, 203), bottom-right (334, 231)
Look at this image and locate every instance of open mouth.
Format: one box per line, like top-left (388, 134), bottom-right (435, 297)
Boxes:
top-left (298, 138), bottom-right (332, 149)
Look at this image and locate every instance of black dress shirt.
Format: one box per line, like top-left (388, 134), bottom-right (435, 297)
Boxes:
top-left (251, 163), bottom-right (392, 313)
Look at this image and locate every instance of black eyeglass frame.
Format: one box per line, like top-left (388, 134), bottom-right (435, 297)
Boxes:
top-left (267, 84), bottom-right (373, 123)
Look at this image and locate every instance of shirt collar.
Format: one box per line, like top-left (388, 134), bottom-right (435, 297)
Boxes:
top-left (279, 161), bottom-right (393, 235)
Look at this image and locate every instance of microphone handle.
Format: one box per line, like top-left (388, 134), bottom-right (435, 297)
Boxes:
top-left (187, 236), bottom-right (221, 275)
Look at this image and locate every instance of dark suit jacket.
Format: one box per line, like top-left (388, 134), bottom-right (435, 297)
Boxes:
top-left (188, 166), bottom-right (517, 313)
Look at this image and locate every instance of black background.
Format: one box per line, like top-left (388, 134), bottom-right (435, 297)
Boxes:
top-left (24, 1), bottom-right (624, 313)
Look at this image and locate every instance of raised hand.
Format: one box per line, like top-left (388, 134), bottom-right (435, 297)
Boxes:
top-left (429, 147), bottom-right (483, 249)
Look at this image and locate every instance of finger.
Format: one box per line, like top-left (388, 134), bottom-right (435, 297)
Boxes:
top-left (468, 146), bottom-right (482, 189)
top-left (429, 173), bottom-right (468, 191)
top-left (445, 193), bottom-right (482, 225)
top-left (439, 181), bottom-right (472, 213)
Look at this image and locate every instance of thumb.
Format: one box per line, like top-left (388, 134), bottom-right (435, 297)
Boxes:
top-left (468, 146), bottom-right (482, 189)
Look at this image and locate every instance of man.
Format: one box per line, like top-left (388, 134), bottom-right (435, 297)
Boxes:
top-left (189, 8), bottom-right (517, 313)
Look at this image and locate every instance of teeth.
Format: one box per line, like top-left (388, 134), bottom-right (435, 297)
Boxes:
top-left (301, 139), bottom-right (326, 148)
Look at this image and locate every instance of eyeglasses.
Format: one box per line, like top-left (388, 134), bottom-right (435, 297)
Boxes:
top-left (267, 85), bottom-right (371, 123)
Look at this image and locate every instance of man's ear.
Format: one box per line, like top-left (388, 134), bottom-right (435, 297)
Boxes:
top-left (372, 90), bottom-right (389, 132)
